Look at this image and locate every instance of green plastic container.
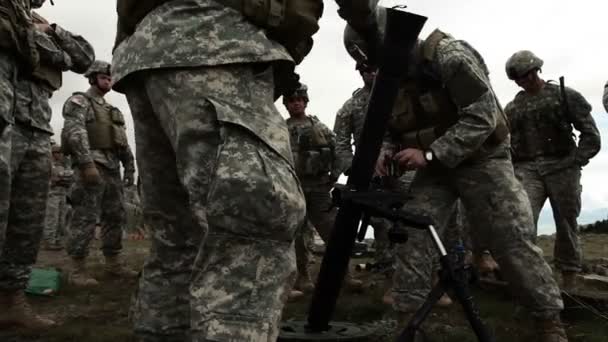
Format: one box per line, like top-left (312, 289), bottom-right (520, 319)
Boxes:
top-left (25, 268), bottom-right (61, 296)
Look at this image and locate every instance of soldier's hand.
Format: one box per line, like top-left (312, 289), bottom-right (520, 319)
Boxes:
top-left (374, 150), bottom-right (392, 177)
top-left (393, 148), bottom-right (427, 170)
top-left (123, 173), bottom-right (134, 187)
top-left (81, 162), bottom-right (101, 185)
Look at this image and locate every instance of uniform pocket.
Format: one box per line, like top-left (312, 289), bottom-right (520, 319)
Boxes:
top-left (206, 124), bottom-right (305, 243)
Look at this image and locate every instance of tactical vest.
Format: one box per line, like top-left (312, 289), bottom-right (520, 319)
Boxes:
top-left (290, 116), bottom-right (333, 177)
top-left (74, 92), bottom-right (129, 150)
top-left (511, 84), bottom-right (576, 161)
top-left (114, 0), bottom-right (323, 63)
top-left (30, 12), bottom-right (62, 91)
top-left (0, 0), bottom-right (39, 71)
top-left (388, 30), bottom-right (509, 151)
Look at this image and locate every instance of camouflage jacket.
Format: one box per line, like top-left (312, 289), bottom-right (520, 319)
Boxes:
top-left (384, 37), bottom-right (510, 168)
top-left (62, 87), bottom-right (135, 174)
top-left (50, 157), bottom-right (73, 190)
top-left (14, 16), bottom-right (94, 134)
top-left (111, 0), bottom-right (294, 165)
top-left (286, 115), bottom-right (340, 185)
top-left (333, 85), bottom-right (371, 174)
top-left (505, 82), bottom-right (601, 175)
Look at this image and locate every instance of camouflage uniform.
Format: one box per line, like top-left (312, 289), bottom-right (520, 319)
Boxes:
top-left (603, 81), bottom-right (608, 113)
top-left (287, 115), bottom-right (341, 278)
top-left (505, 81), bottom-right (600, 272)
top-left (63, 87), bottom-right (135, 259)
top-left (112, 1), bottom-right (306, 340)
top-left (379, 33), bottom-right (564, 321)
top-left (0, 9), bottom-right (94, 292)
top-left (334, 85), bottom-right (395, 268)
top-left (0, 51), bottom-right (17, 252)
top-left (42, 150), bottom-right (73, 248)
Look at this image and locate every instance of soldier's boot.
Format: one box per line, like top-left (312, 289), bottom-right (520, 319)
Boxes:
top-left (560, 271), bottom-right (579, 291)
top-left (104, 255), bottom-right (138, 278)
top-left (535, 317), bottom-right (568, 342)
top-left (0, 290), bottom-right (56, 330)
top-left (294, 271), bottom-right (315, 293)
top-left (344, 272), bottom-right (364, 291)
top-left (432, 275), bottom-right (453, 307)
top-left (69, 258), bottom-right (99, 287)
top-left (287, 289), bottom-right (305, 302)
top-left (382, 287), bottom-right (394, 306)
top-left (476, 251), bottom-right (500, 274)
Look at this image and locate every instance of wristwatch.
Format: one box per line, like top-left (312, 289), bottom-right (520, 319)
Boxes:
top-left (424, 149), bottom-right (434, 163)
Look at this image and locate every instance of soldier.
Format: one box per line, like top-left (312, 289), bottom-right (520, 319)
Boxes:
top-left (284, 84), bottom-right (363, 292)
top-left (42, 141), bottom-right (73, 250)
top-left (603, 81), bottom-right (608, 113)
top-left (0, 0), bottom-right (94, 329)
top-left (345, 22), bottom-right (568, 341)
top-left (504, 51), bottom-right (601, 287)
top-left (110, 0), bottom-right (324, 339)
top-left (62, 60), bottom-right (137, 287)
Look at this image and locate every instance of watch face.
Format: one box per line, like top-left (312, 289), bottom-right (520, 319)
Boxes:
top-left (425, 151), bottom-right (433, 161)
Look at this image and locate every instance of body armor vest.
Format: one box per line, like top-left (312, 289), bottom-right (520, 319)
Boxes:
top-left (30, 12), bottom-right (62, 91)
top-left (389, 30), bottom-right (508, 151)
top-left (0, 0), bottom-right (39, 71)
top-left (74, 92), bottom-right (129, 150)
top-left (511, 84), bottom-right (576, 161)
top-left (289, 116), bottom-right (333, 177)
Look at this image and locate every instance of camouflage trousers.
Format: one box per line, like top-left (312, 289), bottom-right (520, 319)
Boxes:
top-left (0, 125), bottom-right (51, 291)
top-left (124, 65), bottom-right (305, 342)
top-left (295, 183), bottom-right (335, 277)
top-left (66, 166), bottom-right (126, 258)
top-left (515, 164), bottom-right (583, 272)
top-left (43, 187), bottom-right (69, 247)
top-left (0, 52), bottom-right (18, 252)
top-left (393, 156), bottom-right (563, 318)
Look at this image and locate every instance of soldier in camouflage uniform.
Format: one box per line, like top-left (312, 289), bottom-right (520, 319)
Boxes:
top-left (345, 22), bottom-right (568, 340)
top-left (62, 60), bottom-right (137, 287)
top-left (504, 51), bottom-right (601, 288)
top-left (110, 0), bottom-right (321, 339)
top-left (42, 141), bottom-right (73, 250)
top-left (284, 84), bottom-right (363, 293)
top-left (0, 0), bottom-right (94, 330)
top-left (603, 81), bottom-right (608, 113)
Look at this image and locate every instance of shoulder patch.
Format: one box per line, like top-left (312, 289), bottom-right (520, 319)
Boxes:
top-left (69, 95), bottom-right (87, 107)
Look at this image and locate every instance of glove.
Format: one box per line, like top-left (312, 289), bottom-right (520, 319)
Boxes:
top-left (80, 162), bottom-right (101, 185)
top-left (123, 173), bottom-right (134, 187)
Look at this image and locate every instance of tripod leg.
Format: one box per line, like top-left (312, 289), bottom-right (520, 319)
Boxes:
top-left (395, 282), bottom-right (446, 342)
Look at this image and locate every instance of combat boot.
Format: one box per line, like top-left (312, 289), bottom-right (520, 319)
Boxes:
top-left (344, 273), bottom-right (364, 291)
top-left (104, 255), bottom-right (138, 278)
top-left (287, 289), bottom-right (305, 302)
top-left (294, 271), bottom-right (315, 293)
top-left (69, 258), bottom-right (99, 287)
top-left (0, 290), bottom-right (56, 330)
top-left (535, 316), bottom-right (568, 342)
top-left (476, 251), bottom-right (499, 275)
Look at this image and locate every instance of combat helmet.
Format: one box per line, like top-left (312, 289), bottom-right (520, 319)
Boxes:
top-left (283, 84), bottom-right (309, 104)
top-left (84, 60), bottom-right (111, 79)
top-left (505, 50), bottom-right (544, 80)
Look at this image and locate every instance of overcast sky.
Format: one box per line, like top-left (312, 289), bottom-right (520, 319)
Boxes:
top-left (38, 1), bottom-right (608, 233)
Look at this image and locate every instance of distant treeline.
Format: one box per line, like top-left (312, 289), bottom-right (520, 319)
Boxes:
top-left (581, 219), bottom-right (608, 234)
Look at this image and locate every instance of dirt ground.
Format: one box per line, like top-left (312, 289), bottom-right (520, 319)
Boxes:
top-left (1, 234), bottom-right (607, 341)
